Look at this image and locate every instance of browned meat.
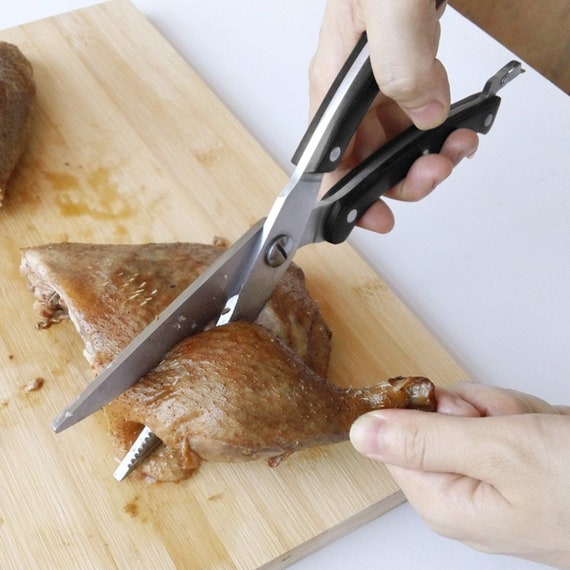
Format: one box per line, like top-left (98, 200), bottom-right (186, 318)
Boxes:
top-left (0, 41), bottom-right (35, 204)
top-left (106, 322), bottom-right (435, 481)
top-left (20, 242), bottom-right (332, 377)
top-left (20, 241), bottom-right (435, 482)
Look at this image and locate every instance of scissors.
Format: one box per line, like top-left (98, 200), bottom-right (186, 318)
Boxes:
top-left (50, 34), bottom-right (523, 479)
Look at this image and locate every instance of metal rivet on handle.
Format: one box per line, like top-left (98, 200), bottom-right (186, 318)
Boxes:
top-left (329, 146), bottom-right (341, 163)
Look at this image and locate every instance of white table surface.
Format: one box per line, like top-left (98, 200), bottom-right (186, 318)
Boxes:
top-left (3, 2), bottom-right (568, 569)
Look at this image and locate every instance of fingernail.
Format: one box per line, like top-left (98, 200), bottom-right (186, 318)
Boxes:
top-left (438, 394), bottom-right (480, 417)
top-left (405, 100), bottom-right (447, 130)
top-left (349, 413), bottom-right (385, 460)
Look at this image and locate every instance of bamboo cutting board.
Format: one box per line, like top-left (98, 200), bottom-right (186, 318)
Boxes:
top-left (0, 2), bottom-right (467, 568)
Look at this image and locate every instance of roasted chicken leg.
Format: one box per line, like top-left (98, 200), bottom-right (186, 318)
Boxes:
top-left (106, 321), bottom-right (435, 481)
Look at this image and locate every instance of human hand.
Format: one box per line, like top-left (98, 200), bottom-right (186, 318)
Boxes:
top-left (350, 382), bottom-right (570, 568)
top-left (310, 0), bottom-right (478, 233)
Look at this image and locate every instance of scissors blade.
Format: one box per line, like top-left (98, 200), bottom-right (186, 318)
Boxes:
top-left (51, 220), bottom-right (264, 433)
top-left (52, 31), bottom-right (377, 434)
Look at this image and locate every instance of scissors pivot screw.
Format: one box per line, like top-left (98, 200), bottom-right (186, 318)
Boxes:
top-left (265, 235), bottom-right (293, 267)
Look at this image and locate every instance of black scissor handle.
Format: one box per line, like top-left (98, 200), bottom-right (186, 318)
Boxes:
top-left (291, 34), bottom-right (378, 173)
top-left (321, 93), bottom-right (499, 243)
top-left (319, 61), bottom-right (523, 244)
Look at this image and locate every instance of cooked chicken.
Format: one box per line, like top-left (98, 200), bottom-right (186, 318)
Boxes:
top-left (21, 241), bottom-right (435, 481)
top-left (0, 41), bottom-right (35, 204)
top-left (20, 242), bottom-right (331, 377)
top-left (106, 322), bottom-right (435, 481)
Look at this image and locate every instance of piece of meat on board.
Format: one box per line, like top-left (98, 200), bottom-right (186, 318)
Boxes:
top-left (0, 41), bottom-right (35, 204)
top-left (106, 321), bottom-right (436, 481)
top-left (20, 242), bottom-right (332, 377)
top-left (20, 242), bottom-right (435, 481)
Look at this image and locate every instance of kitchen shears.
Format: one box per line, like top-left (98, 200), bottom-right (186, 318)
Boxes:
top-left (50, 34), bottom-right (523, 479)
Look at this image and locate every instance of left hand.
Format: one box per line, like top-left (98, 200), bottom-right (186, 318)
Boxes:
top-left (350, 382), bottom-right (570, 567)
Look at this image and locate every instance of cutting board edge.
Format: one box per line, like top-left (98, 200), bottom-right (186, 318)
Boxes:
top-left (260, 490), bottom-right (406, 569)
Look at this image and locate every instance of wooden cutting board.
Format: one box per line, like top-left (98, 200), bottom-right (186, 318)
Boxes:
top-left (0, 2), bottom-right (467, 568)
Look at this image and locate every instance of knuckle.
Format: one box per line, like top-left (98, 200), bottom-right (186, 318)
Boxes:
top-left (384, 418), bottom-right (428, 469)
top-left (308, 55), bottom-right (332, 100)
top-left (402, 422), bottom-right (429, 468)
top-left (378, 71), bottom-right (425, 105)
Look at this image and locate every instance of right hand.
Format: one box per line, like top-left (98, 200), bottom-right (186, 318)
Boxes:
top-left (310, 0), bottom-right (478, 233)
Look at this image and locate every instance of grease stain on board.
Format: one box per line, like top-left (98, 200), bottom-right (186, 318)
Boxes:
top-left (44, 165), bottom-right (136, 220)
top-left (123, 500), bottom-right (139, 518)
top-left (351, 278), bottom-right (389, 301)
top-left (207, 493), bottom-right (224, 502)
top-left (123, 495), bottom-right (149, 523)
top-left (0, 400), bottom-right (12, 429)
top-left (192, 141), bottom-right (225, 167)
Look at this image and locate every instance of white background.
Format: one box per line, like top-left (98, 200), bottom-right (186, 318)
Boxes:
top-left (3, 2), bottom-right (569, 568)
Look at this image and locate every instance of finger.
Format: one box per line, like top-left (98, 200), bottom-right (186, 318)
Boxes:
top-left (449, 382), bottom-right (565, 416)
top-left (439, 127), bottom-right (479, 164)
top-left (355, 127), bottom-right (478, 232)
top-left (349, 408), bottom-right (526, 482)
top-left (361, 0), bottom-right (450, 128)
top-left (385, 152), bottom-right (452, 203)
top-left (349, 97), bottom-right (398, 165)
top-left (435, 386), bottom-right (482, 416)
top-left (352, 411), bottom-right (521, 547)
top-left (356, 200), bottom-right (395, 233)
top-left (309, 0), bottom-right (363, 118)
top-left (354, 153), bottom-right (459, 233)
top-left (385, 129), bottom-right (479, 202)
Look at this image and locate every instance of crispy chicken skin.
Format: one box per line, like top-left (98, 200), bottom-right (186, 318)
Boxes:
top-left (0, 41), bottom-right (35, 204)
top-left (21, 242), bottom-right (435, 481)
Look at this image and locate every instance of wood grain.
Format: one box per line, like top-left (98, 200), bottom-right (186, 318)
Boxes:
top-left (0, 1), bottom-right (467, 567)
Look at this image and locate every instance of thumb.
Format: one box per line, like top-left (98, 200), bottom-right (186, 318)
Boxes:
top-left (362, 0), bottom-right (450, 128)
top-left (350, 409), bottom-right (484, 474)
